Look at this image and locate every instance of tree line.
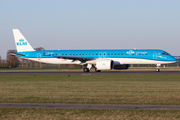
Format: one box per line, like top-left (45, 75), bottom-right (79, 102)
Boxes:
top-left (0, 47), bottom-right (44, 68)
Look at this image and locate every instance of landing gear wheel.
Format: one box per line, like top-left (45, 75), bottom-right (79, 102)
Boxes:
top-left (156, 69), bottom-right (160, 72)
top-left (83, 68), bottom-right (90, 72)
top-left (95, 68), bottom-right (101, 72)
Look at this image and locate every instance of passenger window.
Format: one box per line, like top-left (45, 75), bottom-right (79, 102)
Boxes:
top-left (121, 53), bottom-right (123, 55)
top-left (92, 54), bottom-right (94, 55)
top-left (59, 54), bottom-right (60, 55)
top-left (132, 54), bottom-right (134, 55)
top-left (62, 54), bottom-right (64, 55)
top-left (80, 54), bottom-right (81, 55)
top-left (111, 54), bottom-right (113, 55)
top-left (115, 54), bottom-right (116, 55)
top-left (118, 54), bottom-right (120, 55)
top-left (65, 54), bottom-right (67, 55)
top-left (96, 54), bottom-right (98, 55)
top-left (125, 54), bottom-right (127, 55)
top-left (146, 53), bottom-right (148, 55)
top-left (139, 53), bottom-right (141, 55)
top-left (73, 54), bottom-right (75, 55)
top-left (89, 54), bottom-right (91, 55)
top-left (108, 54), bottom-right (110, 55)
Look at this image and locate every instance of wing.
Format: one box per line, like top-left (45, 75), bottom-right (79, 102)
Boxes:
top-left (54, 56), bottom-right (95, 61)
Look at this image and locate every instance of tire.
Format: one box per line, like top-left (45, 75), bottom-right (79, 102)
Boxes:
top-left (155, 69), bottom-right (160, 72)
top-left (83, 68), bottom-right (90, 72)
top-left (95, 68), bottom-right (101, 72)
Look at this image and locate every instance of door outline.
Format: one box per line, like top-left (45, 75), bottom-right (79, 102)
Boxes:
top-left (103, 52), bottom-right (106, 58)
top-left (37, 53), bottom-right (41, 60)
top-left (99, 52), bottom-right (102, 58)
top-left (153, 53), bottom-right (157, 59)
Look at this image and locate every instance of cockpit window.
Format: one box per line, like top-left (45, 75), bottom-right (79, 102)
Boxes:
top-left (162, 52), bottom-right (170, 55)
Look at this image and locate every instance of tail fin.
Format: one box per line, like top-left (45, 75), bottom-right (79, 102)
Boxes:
top-left (12, 29), bottom-right (34, 52)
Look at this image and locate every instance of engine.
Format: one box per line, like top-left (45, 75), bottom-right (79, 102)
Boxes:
top-left (113, 64), bottom-right (130, 70)
top-left (96, 59), bottom-right (114, 70)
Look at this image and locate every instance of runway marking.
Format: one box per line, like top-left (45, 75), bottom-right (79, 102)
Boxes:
top-left (81, 74), bottom-right (91, 75)
top-left (1, 103), bottom-right (180, 110)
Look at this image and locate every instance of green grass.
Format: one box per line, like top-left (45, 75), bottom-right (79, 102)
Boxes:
top-left (0, 108), bottom-right (180, 120)
top-left (0, 74), bottom-right (180, 105)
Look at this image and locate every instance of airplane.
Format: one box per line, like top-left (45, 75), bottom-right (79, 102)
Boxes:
top-left (11, 29), bottom-right (177, 72)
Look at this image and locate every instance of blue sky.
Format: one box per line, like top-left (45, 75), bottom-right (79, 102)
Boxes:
top-left (0, 0), bottom-right (180, 59)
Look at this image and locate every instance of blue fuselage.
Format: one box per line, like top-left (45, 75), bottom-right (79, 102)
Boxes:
top-left (16, 49), bottom-right (176, 62)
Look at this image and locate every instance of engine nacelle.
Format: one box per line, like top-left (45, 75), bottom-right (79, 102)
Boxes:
top-left (96, 59), bottom-right (114, 70)
top-left (113, 64), bottom-right (130, 70)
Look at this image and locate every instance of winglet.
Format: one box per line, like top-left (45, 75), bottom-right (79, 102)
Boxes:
top-left (12, 29), bottom-right (34, 52)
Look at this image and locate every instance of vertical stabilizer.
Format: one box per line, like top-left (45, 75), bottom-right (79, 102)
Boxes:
top-left (12, 29), bottom-right (34, 52)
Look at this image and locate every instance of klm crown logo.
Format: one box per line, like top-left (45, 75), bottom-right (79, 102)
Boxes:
top-left (16, 39), bottom-right (27, 46)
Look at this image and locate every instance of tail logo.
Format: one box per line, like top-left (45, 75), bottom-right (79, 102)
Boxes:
top-left (16, 39), bottom-right (27, 46)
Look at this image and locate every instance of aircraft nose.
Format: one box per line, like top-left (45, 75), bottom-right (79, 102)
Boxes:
top-left (171, 56), bottom-right (177, 62)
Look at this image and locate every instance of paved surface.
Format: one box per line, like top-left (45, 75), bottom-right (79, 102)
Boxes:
top-left (0, 71), bottom-right (180, 75)
top-left (0, 103), bottom-right (180, 110)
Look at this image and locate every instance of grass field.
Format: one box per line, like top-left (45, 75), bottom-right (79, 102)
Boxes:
top-left (0, 108), bottom-right (180, 120)
top-left (0, 74), bottom-right (180, 105)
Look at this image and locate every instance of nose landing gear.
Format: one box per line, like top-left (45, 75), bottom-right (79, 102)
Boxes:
top-left (156, 68), bottom-right (160, 72)
top-left (155, 64), bottom-right (161, 72)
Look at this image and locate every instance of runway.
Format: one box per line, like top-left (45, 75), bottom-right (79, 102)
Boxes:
top-left (0, 71), bottom-right (180, 75)
top-left (0, 103), bottom-right (180, 110)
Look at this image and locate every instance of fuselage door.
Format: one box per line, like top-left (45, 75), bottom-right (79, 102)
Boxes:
top-left (99, 52), bottom-right (102, 58)
top-left (103, 52), bottom-right (106, 58)
top-left (37, 53), bottom-right (41, 60)
top-left (153, 53), bottom-right (157, 59)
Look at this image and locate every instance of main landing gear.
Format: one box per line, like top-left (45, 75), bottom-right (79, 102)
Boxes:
top-left (83, 65), bottom-right (90, 72)
top-left (83, 67), bottom-right (90, 72)
top-left (155, 64), bottom-right (161, 72)
top-left (95, 68), bottom-right (101, 72)
top-left (83, 64), bottom-right (101, 72)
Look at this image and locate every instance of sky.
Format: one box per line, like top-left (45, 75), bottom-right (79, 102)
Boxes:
top-left (0, 0), bottom-right (180, 59)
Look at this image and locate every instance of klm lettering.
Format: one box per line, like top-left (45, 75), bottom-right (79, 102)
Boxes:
top-left (17, 42), bottom-right (27, 46)
top-left (16, 39), bottom-right (27, 46)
